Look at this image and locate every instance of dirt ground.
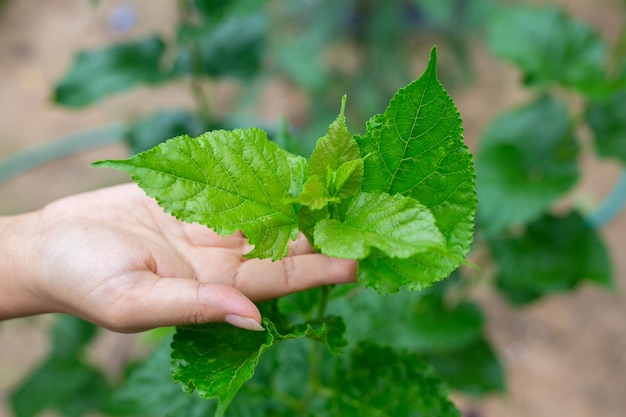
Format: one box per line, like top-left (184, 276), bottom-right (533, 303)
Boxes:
top-left (1, 1), bottom-right (625, 417)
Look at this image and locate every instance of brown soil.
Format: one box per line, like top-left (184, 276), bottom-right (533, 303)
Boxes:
top-left (1, 1), bottom-right (625, 417)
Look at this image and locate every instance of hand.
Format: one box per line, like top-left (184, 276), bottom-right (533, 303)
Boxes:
top-left (1, 183), bottom-right (356, 332)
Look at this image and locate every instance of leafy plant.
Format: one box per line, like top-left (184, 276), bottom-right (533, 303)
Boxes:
top-left (477, 4), bottom-right (620, 304)
top-left (91, 47), bottom-right (476, 416)
top-left (8, 1), bottom-right (625, 416)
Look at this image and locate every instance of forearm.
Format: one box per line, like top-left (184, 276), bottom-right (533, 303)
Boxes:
top-left (0, 210), bottom-right (49, 320)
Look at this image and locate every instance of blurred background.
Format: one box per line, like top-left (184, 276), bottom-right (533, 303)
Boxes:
top-left (1, 0), bottom-right (625, 416)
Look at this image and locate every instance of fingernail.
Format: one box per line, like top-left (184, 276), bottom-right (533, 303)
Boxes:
top-left (224, 314), bottom-right (265, 331)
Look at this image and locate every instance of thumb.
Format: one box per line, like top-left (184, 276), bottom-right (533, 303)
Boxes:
top-left (98, 274), bottom-right (264, 333)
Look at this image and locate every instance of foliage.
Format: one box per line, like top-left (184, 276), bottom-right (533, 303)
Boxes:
top-left (9, 1), bottom-right (625, 416)
top-left (479, 3), bottom-right (621, 304)
top-left (91, 48), bottom-right (476, 416)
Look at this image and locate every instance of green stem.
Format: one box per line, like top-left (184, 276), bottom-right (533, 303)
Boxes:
top-left (298, 285), bottom-right (333, 416)
top-left (176, 0), bottom-right (212, 123)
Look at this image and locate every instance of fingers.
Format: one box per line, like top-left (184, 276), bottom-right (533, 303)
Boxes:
top-left (234, 254), bottom-right (357, 301)
top-left (90, 272), bottom-right (263, 333)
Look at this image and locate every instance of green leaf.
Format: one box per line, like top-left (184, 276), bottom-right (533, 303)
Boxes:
top-left (491, 210), bottom-right (613, 305)
top-left (487, 6), bottom-right (609, 96)
top-left (314, 192), bottom-right (445, 259)
top-left (174, 15), bottom-right (265, 79)
top-left (476, 95), bottom-right (579, 235)
top-left (586, 90), bottom-right (626, 164)
top-left (114, 337), bottom-right (217, 417)
top-left (356, 47), bottom-right (476, 292)
top-left (93, 128), bottom-right (305, 260)
top-left (422, 337), bottom-right (505, 396)
top-left (171, 317), bottom-right (346, 417)
top-left (308, 95), bottom-right (364, 198)
top-left (328, 286), bottom-right (483, 354)
top-left (125, 109), bottom-right (208, 154)
top-left (54, 35), bottom-right (168, 107)
top-left (10, 316), bottom-right (116, 417)
top-left (289, 175), bottom-right (339, 210)
top-left (326, 342), bottom-right (460, 417)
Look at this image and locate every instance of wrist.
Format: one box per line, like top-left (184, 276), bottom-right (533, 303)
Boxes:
top-left (0, 210), bottom-right (50, 319)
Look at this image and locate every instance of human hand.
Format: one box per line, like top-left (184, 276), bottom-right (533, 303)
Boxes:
top-left (1, 183), bottom-right (356, 332)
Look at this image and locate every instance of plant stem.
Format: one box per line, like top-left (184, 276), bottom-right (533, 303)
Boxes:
top-left (298, 285), bottom-right (333, 416)
top-left (176, 0), bottom-right (213, 124)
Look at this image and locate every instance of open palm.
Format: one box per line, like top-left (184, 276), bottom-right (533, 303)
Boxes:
top-left (27, 183), bottom-right (356, 332)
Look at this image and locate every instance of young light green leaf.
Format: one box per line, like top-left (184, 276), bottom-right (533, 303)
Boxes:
top-left (332, 158), bottom-right (364, 199)
top-left (288, 175), bottom-right (339, 210)
top-left (314, 192), bottom-right (445, 259)
top-left (171, 316), bottom-right (346, 417)
top-left (93, 128), bottom-right (305, 260)
top-left (355, 47), bottom-right (476, 292)
top-left (308, 95), bottom-right (364, 199)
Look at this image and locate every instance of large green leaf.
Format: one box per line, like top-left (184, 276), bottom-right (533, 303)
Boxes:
top-left (476, 95), bottom-right (579, 235)
top-left (93, 128), bottom-right (305, 260)
top-left (586, 89), bottom-right (626, 164)
top-left (487, 6), bottom-right (609, 96)
top-left (54, 35), bottom-right (168, 107)
top-left (314, 192), bottom-right (444, 259)
top-left (355, 47), bottom-right (476, 292)
top-left (171, 317), bottom-right (346, 417)
top-left (324, 342), bottom-right (460, 417)
top-left (491, 210), bottom-right (613, 305)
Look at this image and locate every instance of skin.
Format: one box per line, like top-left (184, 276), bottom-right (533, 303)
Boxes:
top-left (0, 183), bottom-right (356, 333)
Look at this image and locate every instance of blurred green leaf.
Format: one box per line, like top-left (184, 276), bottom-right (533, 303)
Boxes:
top-left (422, 337), bottom-right (505, 396)
top-left (328, 286), bottom-right (483, 354)
top-left (175, 15), bottom-right (266, 79)
top-left (11, 358), bottom-right (113, 417)
top-left (114, 337), bottom-right (217, 417)
top-left (191, 0), bottom-right (238, 21)
top-left (491, 210), bottom-right (613, 305)
top-left (325, 342), bottom-right (460, 417)
top-left (54, 35), bottom-right (169, 107)
top-left (476, 95), bottom-right (579, 235)
top-left (125, 109), bottom-right (208, 154)
top-left (277, 287), bottom-right (322, 320)
top-left (488, 6), bottom-right (609, 96)
top-left (586, 90), bottom-right (626, 164)
top-left (10, 316), bottom-right (123, 417)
